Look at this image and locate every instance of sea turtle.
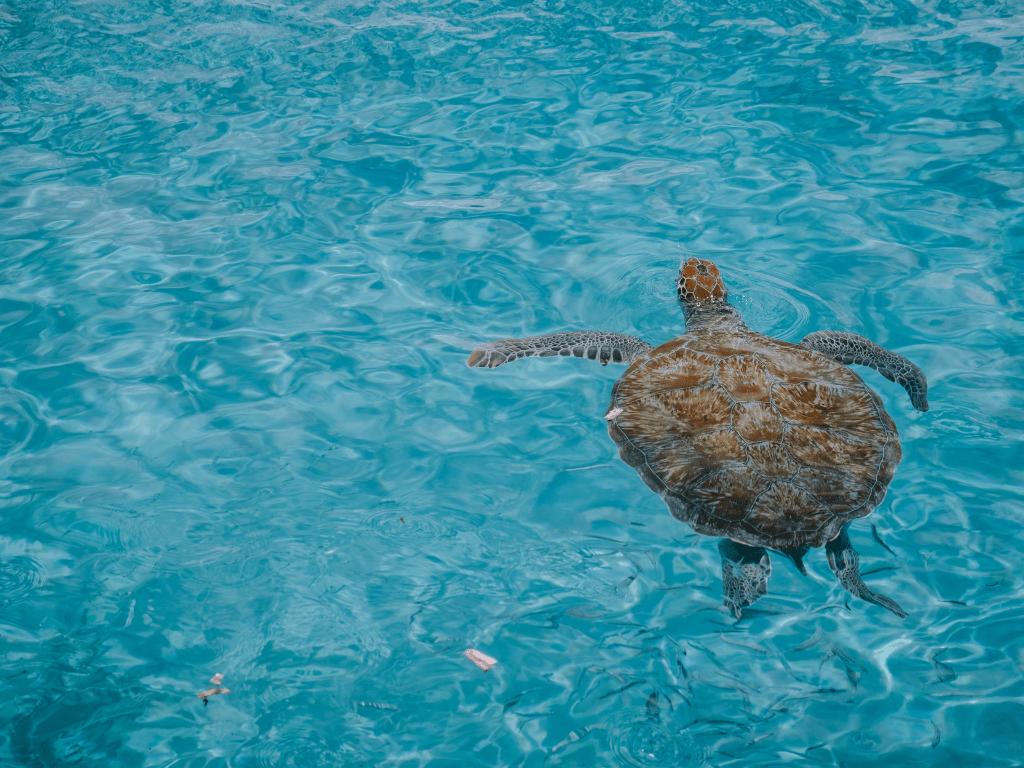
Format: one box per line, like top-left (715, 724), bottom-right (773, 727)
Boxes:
top-left (467, 259), bottom-right (927, 618)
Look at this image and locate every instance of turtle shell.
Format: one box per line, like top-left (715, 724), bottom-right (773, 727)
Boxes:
top-left (607, 331), bottom-right (901, 550)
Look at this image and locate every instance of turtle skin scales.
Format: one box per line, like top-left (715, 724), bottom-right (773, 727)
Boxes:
top-left (607, 330), bottom-right (901, 551)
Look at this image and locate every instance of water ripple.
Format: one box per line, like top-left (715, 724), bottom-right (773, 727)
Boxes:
top-left (0, 556), bottom-right (42, 603)
top-left (609, 714), bottom-right (702, 767)
top-left (360, 504), bottom-right (456, 544)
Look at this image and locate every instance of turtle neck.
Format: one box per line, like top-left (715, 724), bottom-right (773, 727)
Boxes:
top-left (682, 301), bottom-right (748, 334)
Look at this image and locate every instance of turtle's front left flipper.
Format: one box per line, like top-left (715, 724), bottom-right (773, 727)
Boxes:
top-left (467, 332), bottom-right (653, 369)
top-left (826, 526), bottom-right (906, 619)
top-left (800, 330), bottom-right (928, 411)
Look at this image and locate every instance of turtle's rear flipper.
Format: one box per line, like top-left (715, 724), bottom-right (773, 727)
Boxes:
top-left (719, 539), bottom-right (771, 618)
top-left (826, 526), bottom-right (907, 619)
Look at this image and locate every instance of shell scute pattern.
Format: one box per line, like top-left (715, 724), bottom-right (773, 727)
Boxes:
top-left (770, 383), bottom-right (837, 428)
top-left (657, 388), bottom-right (733, 434)
top-left (688, 429), bottom-right (746, 465)
top-left (618, 344), bottom-right (717, 404)
top-left (772, 381), bottom-right (869, 430)
top-left (687, 469), bottom-right (770, 523)
top-left (801, 469), bottom-right (866, 509)
top-left (715, 354), bottom-right (772, 402)
top-left (732, 401), bottom-right (785, 443)
top-left (786, 425), bottom-right (874, 468)
top-left (610, 330), bottom-right (901, 549)
top-left (746, 442), bottom-right (799, 478)
top-left (745, 484), bottom-right (826, 534)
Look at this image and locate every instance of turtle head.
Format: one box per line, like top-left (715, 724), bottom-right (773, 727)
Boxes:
top-left (677, 258), bottom-right (728, 304)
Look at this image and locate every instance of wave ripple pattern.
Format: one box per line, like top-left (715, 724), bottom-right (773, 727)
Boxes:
top-left (1, 0), bottom-right (1022, 766)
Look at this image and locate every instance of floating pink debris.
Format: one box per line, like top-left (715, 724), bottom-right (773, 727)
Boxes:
top-left (605, 408), bottom-right (624, 420)
top-left (197, 673), bottom-right (231, 704)
top-left (464, 648), bottom-right (497, 672)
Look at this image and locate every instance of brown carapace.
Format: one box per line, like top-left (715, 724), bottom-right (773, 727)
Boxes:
top-left (608, 333), bottom-right (900, 552)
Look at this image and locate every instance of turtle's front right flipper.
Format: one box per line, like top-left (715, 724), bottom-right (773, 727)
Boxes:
top-left (826, 526), bottom-right (907, 619)
top-left (800, 330), bottom-right (928, 411)
top-left (467, 332), bottom-right (653, 369)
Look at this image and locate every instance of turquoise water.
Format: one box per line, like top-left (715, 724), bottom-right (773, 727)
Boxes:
top-left (1, 0), bottom-right (1023, 765)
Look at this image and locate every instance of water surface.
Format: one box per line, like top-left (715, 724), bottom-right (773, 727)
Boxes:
top-left (1, 0), bottom-right (1023, 766)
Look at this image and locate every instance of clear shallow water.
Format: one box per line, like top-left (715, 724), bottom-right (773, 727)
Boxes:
top-left (1, 0), bottom-right (1023, 765)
